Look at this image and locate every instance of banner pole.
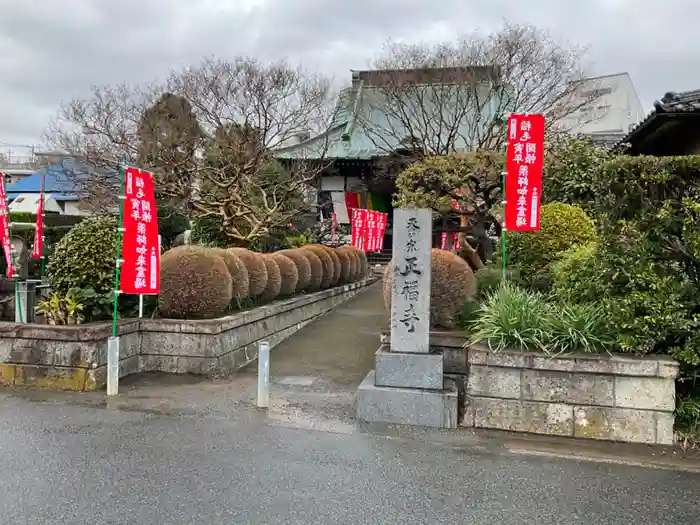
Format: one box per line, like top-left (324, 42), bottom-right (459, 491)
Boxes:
top-left (501, 117), bottom-right (509, 282)
top-left (112, 166), bottom-right (126, 338)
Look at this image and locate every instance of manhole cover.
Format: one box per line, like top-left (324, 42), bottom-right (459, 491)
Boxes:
top-left (277, 376), bottom-right (317, 386)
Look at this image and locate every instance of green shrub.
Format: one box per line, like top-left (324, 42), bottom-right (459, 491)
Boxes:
top-left (474, 265), bottom-right (522, 299)
top-left (542, 135), bottom-right (609, 213)
top-left (551, 241), bottom-right (599, 303)
top-left (46, 216), bottom-right (122, 320)
top-left (509, 202), bottom-right (596, 288)
top-left (47, 216), bottom-right (119, 295)
top-left (468, 283), bottom-right (613, 354)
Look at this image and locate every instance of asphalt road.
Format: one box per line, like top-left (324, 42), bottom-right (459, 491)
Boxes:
top-left (0, 394), bottom-right (697, 525)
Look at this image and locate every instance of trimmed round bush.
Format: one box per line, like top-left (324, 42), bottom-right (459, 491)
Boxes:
top-left (509, 203), bottom-right (596, 286)
top-left (382, 248), bottom-right (477, 329)
top-left (277, 249), bottom-right (311, 292)
top-left (210, 248), bottom-right (249, 301)
top-left (336, 246), bottom-right (359, 281)
top-left (304, 244), bottom-right (334, 288)
top-left (159, 246), bottom-right (232, 319)
top-left (269, 253), bottom-right (299, 296)
top-left (300, 247), bottom-right (323, 291)
top-left (47, 215), bottom-right (119, 294)
top-left (319, 245), bottom-right (342, 286)
top-left (334, 248), bottom-right (352, 284)
top-left (228, 248), bottom-right (268, 296)
top-left (259, 254), bottom-right (282, 301)
top-left (349, 246), bottom-right (368, 279)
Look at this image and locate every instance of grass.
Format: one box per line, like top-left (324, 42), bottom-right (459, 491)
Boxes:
top-left (675, 396), bottom-right (700, 450)
top-left (466, 282), bottom-right (614, 355)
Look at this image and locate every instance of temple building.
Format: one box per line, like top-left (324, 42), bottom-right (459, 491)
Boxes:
top-left (275, 66), bottom-right (514, 250)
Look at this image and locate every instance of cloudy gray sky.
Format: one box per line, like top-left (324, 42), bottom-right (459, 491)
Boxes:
top-left (0, 0), bottom-right (697, 154)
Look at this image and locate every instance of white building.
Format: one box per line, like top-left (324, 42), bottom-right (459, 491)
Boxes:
top-left (558, 73), bottom-right (645, 145)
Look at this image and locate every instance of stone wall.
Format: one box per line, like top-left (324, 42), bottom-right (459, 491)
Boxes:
top-left (0, 278), bottom-right (375, 391)
top-left (381, 330), bottom-right (679, 445)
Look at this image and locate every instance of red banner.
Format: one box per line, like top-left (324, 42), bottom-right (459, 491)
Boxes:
top-left (119, 167), bottom-right (160, 294)
top-left (375, 212), bottom-right (387, 253)
top-left (351, 209), bottom-right (368, 250)
top-left (504, 114), bottom-right (545, 231)
top-left (452, 232), bottom-right (461, 252)
top-left (440, 232), bottom-right (448, 250)
top-left (366, 211), bottom-right (379, 252)
top-left (31, 175), bottom-right (45, 260)
top-left (0, 173), bottom-right (13, 278)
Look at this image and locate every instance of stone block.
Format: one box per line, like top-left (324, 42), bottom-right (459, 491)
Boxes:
top-left (573, 406), bottom-right (658, 444)
top-left (0, 363), bottom-right (15, 385)
top-left (140, 331), bottom-right (219, 358)
top-left (177, 356), bottom-right (217, 375)
top-left (357, 371), bottom-right (458, 429)
top-left (374, 349), bottom-right (443, 390)
top-left (140, 354), bottom-right (178, 373)
top-left (657, 359), bottom-right (680, 379)
top-left (467, 365), bottom-right (520, 399)
top-left (466, 345), bottom-right (679, 379)
top-left (119, 355), bottom-right (140, 378)
top-left (614, 376), bottom-right (675, 411)
top-left (469, 397), bottom-right (574, 436)
top-left (14, 365), bottom-right (87, 391)
top-left (436, 346), bottom-right (468, 375)
top-left (656, 412), bottom-right (675, 446)
top-left (521, 369), bottom-right (614, 406)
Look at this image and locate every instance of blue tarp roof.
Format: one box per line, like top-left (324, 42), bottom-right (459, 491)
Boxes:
top-left (6, 159), bottom-right (87, 200)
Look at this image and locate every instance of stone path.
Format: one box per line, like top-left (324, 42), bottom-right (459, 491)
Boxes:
top-left (60, 279), bottom-right (390, 433)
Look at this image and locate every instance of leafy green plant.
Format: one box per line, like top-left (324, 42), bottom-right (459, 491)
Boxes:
top-left (468, 283), bottom-right (613, 355)
top-left (286, 234), bottom-right (310, 248)
top-left (468, 283), bottom-right (551, 352)
top-left (509, 202), bottom-right (596, 289)
top-left (35, 291), bottom-right (85, 325)
top-left (675, 396), bottom-right (700, 449)
top-left (47, 216), bottom-right (119, 295)
top-left (45, 216), bottom-right (139, 320)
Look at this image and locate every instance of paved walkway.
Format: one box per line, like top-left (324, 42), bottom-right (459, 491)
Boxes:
top-left (83, 280), bottom-right (390, 432)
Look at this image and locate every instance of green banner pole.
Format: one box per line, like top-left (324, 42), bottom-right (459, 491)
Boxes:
top-left (501, 117), bottom-right (509, 282)
top-left (112, 166), bottom-right (126, 338)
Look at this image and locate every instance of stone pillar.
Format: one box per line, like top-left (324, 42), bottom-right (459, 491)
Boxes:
top-left (357, 208), bottom-right (458, 429)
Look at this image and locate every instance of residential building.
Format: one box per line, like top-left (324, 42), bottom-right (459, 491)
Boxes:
top-left (613, 89), bottom-right (700, 156)
top-left (6, 158), bottom-right (94, 216)
top-left (557, 73), bottom-right (645, 146)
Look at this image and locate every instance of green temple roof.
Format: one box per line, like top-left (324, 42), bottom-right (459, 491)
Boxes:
top-left (274, 68), bottom-right (514, 161)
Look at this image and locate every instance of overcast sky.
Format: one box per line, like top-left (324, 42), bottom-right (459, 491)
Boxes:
top-left (0, 0), bottom-right (697, 154)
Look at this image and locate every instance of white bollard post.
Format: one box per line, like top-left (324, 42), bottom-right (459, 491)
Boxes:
top-left (257, 341), bottom-right (270, 408)
top-left (107, 336), bottom-right (120, 396)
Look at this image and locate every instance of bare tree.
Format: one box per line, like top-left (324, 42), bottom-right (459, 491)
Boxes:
top-left (45, 56), bottom-right (337, 246)
top-left (358, 21), bottom-right (603, 156)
